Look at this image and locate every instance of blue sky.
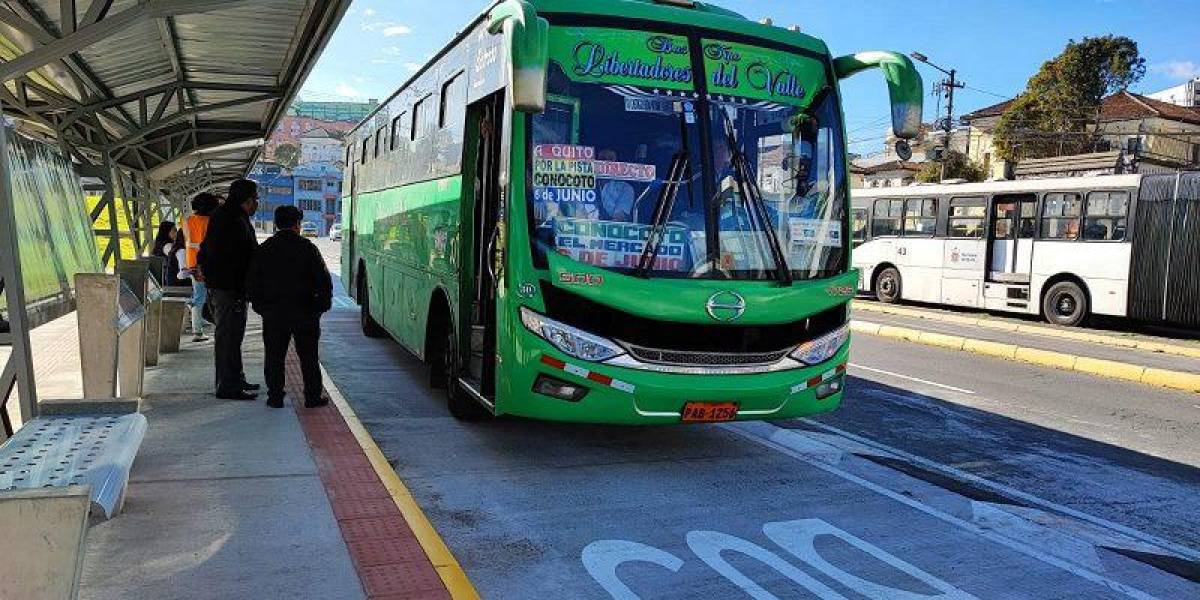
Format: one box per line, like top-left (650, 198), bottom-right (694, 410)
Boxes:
top-left (300, 0), bottom-right (1200, 155)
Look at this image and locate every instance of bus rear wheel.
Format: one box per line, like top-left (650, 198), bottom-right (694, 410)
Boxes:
top-left (874, 267), bottom-right (902, 304)
top-left (1043, 281), bottom-right (1089, 327)
top-left (359, 274), bottom-right (387, 338)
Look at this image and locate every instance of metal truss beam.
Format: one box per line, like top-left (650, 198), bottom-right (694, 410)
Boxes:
top-left (0, 115), bottom-right (37, 439)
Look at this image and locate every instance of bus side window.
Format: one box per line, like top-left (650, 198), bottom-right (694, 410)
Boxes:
top-left (412, 96), bottom-right (428, 142)
top-left (374, 126), bottom-right (385, 158)
top-left (948, 197), bottom-right (985, 238)
top-left (1084, 190), bottom-right (1130, 241)
top-left (1041, 193), bottom-right (1081, 240)
top-left (991, 202), bottom-right (1015, 240)
top-left (390, 114), bottom-right (405, 151)
top-left (440, 73), bottom-right (466, 130)
top-left (361, 138), bottom-right (370, 165)
top-left (903, 198), bottom-right (937, 237)
top-left (851, 208), bottom-right (869, 245)
top-left (871, 199), bottom-right (902, 237)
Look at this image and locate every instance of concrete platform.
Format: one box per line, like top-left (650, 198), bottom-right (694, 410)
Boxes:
top-left (11, 312), bottom-right (366, 600)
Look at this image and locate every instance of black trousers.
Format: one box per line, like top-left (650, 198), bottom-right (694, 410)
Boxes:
top-left (262, 312), bottom-right (323, 403)
top-left (210, 288), bottom-right (248, 395)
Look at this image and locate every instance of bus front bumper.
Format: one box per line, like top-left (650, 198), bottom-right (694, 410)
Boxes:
top-left (499, 337), bottom-right (850, 425)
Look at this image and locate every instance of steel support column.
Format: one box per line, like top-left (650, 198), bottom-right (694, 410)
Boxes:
top-left (0, 117), bottom-right (38, 439)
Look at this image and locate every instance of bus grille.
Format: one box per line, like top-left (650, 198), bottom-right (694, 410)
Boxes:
top-left (622, 344), bottom-right (792, 367)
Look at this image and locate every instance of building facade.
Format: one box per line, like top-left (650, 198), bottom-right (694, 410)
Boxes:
top-left (291, 164), bottom-right (343, 235)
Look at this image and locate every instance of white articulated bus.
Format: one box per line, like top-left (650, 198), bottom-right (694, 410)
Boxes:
top-left (851, 173), bottom-right (1200, 328)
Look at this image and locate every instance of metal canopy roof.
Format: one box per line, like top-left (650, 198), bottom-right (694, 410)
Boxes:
top-left (0, 0), bottom-right (351, 194)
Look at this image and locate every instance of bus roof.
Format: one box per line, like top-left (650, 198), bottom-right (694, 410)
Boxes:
top-left (851, 175), bottom-right (1144, 200)
top-left (349, 0), bottom-right (831, 134)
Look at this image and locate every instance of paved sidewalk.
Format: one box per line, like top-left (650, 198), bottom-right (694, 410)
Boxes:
top-left (8, 312), bottom-right (365, 599)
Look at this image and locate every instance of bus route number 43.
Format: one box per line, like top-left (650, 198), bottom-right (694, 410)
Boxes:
top-left (582, 518), bottom-right (977, 600)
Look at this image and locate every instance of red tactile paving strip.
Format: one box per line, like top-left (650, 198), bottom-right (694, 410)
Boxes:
top-left (285, 348), bottom-right (451, 600)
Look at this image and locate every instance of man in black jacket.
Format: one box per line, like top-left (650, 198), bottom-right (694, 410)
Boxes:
top-left (199, 179), bottom-right (260, 400)
top-left (247, 206), bottom-right (333, 408)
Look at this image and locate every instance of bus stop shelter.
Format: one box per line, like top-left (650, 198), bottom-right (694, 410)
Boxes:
top-left (0, 0), bottom-right (351, 436)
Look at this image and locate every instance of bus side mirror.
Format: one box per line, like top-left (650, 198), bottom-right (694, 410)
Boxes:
top-left (832, 51), bottom-right (923, 140)
top-left (488, 0), bottom-right (549, 113)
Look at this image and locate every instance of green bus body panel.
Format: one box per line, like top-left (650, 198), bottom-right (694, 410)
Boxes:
top-left (354, 176), bottom-right (463, 358)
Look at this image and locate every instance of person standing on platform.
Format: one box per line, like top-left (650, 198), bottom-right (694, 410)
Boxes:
top-left (246, 205), bottom-right (333, 409)
top-left (199, 179), bottom-right (261, 401)
top-left (184, 193), bottom-right (219, 342)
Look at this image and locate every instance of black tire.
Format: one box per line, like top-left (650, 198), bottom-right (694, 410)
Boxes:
top-left (1043, 281), bottom-right (1089, 327)
top-left (359, 273), bottom-right (387, 339)
top-left (441, 322), bottom-right (490, 421)
top-left (874, 267), bottom-right (902, 304)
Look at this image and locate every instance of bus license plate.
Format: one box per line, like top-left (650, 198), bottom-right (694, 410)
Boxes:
top-left (681, 402), bottom-right (739, 423)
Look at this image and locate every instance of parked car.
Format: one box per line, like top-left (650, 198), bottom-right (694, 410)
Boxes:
top-left (329, 223), bottom-right (342, 241)
top-left (300, 222), bottom-right (319, 238)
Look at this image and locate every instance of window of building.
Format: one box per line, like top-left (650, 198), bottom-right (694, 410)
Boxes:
top-left (440, 73), bottom-right (466, 129)
top-left (1084, 190), bottom-right (1129, 241)
top-left (948, 197), bottom-right (986, 238)
top-left (299, 199), bottom-right (322, 212)
top-left (1041, 193), bottom-right (1082, 240)
top-left (904, 198), bottom-right (937, 237)
top-left (851, 208), bottom-right (869, 243)
top-left (872, 199), bottom-right (903, 237)
top-left (298, 179), bottom-right (322, 192)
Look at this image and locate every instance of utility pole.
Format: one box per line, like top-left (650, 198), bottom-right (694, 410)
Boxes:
top-left (911, 53), bottom-right (965, 181)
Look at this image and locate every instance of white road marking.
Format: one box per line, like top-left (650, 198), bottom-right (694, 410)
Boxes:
top-left (725, 421), bottom-right (1165, 600)
top-left (849, 363), bottom-right (976, 395)
top-left (796, 418), bottom-right (1200, 564)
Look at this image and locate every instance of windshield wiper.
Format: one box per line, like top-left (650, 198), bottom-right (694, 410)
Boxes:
top-left (634, 150), bottom-right (689, 277)
top-left (718, 112), bottom-right (793, 286)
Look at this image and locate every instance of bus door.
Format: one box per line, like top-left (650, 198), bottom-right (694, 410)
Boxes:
top-left (464, 93), bottom-right (504, 398)
top-left (988, 194), bottom-right (1037, 284)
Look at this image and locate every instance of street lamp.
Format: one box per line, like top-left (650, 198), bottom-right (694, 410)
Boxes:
top-left (910, 52), bottom-right (964, 180)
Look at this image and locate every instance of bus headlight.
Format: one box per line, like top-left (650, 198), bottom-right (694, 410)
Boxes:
top-left (790, 325), bottom-right (850, 366)
top-left (520, 307), bottom-right (626, 363)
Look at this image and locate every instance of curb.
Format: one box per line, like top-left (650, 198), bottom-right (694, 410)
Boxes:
top-left (320, 364), bottom-right (481, 600)
top-left (851, 320), bottom-right (1200, 394)
top-left (852, 301), bottom-right (1200, 360)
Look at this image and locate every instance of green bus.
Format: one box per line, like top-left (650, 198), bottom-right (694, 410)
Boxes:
top-left (342, 0), bottom-right (922, 424)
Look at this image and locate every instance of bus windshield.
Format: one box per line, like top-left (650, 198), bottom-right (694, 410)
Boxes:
top-left (528, 27), bottom-right (845, 281)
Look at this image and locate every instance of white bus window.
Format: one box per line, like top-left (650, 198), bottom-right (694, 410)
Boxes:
top-left (992, 202), bottom-right (1016, 240)
top-left (851, 208), bottom-right (869, 243)
top-left (904, 198), bottom-right (937, 237)
top-left (872, 199), bottom-right (903, 237)
top-left (1018, 201), bottom-right (1038, 238)
top-left (1042, 193), bottom-right (1082, 240)
top-left (1084, 191), bottom-right (1129, 241)
top-left (948, 198), bottom-right (985, 238)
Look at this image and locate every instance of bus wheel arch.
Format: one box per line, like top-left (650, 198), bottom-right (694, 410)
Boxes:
top-left (425, 288), bottom-right (490, 420)
top-left (872, 263), bottom-right (902, 304)
top-left (1040, 274), bottom-right (1090, 327)
top-left (358, 263), bottom-right (387, 338)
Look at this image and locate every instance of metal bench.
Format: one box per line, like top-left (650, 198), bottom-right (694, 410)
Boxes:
top-left (0, 413), bottom-right (147, 519)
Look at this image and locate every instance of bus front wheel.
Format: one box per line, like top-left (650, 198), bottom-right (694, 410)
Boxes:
top-left (442, 324), bottom-right (490, 421)
top-left (874, 267), bottom-right (902, 304)
top-left (359, 274), bottom-right (387, 338)
top-left (1042, 281), bottom-right (1089, 327)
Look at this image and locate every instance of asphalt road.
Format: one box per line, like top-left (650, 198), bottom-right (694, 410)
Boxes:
top-left (313, 239), bottom-right (1200, 599)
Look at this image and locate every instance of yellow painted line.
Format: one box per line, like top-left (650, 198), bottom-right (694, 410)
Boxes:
top-left (320, 365), bottom-right (481, 600)
top-left (852, 320), bottom-right (1199, 394)
top-left (853, 301), bottom-right (1200, 360)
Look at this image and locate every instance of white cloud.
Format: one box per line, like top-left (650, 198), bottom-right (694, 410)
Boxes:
top-left (361, 20), bottom-right (412, 36)
top-left (334, 83), bottom-right (363, 99)
top-left (362, 8), bottom-right (376, 17)
top-left (1152, 60), bottom-right (1200, 81)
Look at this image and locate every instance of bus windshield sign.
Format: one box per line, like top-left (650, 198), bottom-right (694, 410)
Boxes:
top-left (530, 26), bottom-right (847, 282)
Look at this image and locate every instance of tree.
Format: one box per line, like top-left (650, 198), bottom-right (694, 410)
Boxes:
top-left (916, 150), bottom-right (985, 183)
top-left (275, 143), bottom-right (301, 170)
top-left (993, 35), bottom-right (1145, 160)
